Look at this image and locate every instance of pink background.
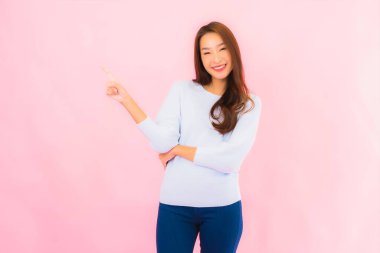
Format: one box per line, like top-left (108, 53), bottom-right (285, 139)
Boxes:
top-left (1, 0), bottom-right (379, 252)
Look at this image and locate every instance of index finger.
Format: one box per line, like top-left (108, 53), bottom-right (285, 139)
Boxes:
top-left (101, 65), bottom-right (116, 82)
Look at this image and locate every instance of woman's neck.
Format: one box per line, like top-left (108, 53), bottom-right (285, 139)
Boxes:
top-left (206, 78), bottom-right (226, 95)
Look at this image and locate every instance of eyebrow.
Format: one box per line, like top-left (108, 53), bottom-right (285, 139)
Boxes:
top-left (201, 42), bottom-right (225, 51)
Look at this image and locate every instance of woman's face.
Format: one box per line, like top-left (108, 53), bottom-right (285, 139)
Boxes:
top-left (200, 32), bottom-right (233, 82)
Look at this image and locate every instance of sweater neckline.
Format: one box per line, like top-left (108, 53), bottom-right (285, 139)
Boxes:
top-left (200, 84), bottom-right (222, 98)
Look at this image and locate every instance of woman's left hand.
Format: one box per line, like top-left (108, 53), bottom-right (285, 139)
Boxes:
top-left (158, 148), bottom-right (176, 170)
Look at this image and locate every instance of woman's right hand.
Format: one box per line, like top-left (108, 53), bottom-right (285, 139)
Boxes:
top-left (102, 66), bottom-right (129, 103)
top-left (106, 80), bottom-right (129, 103)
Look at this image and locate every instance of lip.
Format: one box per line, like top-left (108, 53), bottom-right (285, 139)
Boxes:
top-left (211, 64), bottom-right (226, 72)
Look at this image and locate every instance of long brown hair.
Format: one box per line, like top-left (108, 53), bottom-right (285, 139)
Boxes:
top-left (192, 21), bottom-right (255, 135)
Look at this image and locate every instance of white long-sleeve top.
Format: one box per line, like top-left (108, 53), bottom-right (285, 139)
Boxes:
top-left (136, 79), bottom-right (262, 207)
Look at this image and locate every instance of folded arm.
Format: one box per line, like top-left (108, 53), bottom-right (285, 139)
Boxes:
top-left (173, 95), bottom-right (262, 174)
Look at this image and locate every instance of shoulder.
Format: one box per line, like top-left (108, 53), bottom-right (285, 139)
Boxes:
top-left (170, 79), bottom-right (199, 94)
top-left (247, 92), bottom-right (262, 112)
top-left (165, 80), bottom-right (186, 96)
top-left (175, 79), bottom-right (198, 88)
top-left (236, 93), bottom-right (262, 121)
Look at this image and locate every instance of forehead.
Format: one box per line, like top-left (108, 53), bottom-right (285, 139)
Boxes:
top-left (200, 32), bottom-right (225, 49)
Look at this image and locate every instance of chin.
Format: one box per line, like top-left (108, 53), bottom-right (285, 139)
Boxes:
top-left (214, 75), bottom-right (228, 80)
top-left (213, 71), bottom-right (231, 80)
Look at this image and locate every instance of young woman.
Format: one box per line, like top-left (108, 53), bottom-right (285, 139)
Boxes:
top-left (106, 21), bottom-right (262, 253)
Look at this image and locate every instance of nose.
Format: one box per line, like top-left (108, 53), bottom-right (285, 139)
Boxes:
top-left (213, 54), bottom-right (222, 63)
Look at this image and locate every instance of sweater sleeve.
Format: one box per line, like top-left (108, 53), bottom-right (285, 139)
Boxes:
top-left (193, 95), bottom-right (262, 174)
top-left (135, 81), bottom-right (182, 153)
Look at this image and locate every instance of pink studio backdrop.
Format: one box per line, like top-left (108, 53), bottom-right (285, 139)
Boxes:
top-left (1, 0), bottom-right (379, 253)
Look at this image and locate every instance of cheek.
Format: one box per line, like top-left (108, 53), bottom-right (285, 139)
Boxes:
top-left (224, 52), bottom-right (232, 61)
top-left (201, 57), bottom-right (210, 67)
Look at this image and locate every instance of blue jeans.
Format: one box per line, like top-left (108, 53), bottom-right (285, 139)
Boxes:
top-left (156, 200), bottom-right (243, 253)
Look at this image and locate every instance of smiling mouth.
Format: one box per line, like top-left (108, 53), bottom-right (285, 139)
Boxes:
top-left (212, 64), bottom-right (226, 71)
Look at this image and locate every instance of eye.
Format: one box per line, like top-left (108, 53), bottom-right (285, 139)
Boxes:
top-left (204, 52), bottom-right (210, 55)
top-left (220, 47), bottom-right (226, 50)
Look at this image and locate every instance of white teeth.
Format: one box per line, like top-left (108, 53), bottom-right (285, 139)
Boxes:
top-left (213, 64), bottom-right (225, 70)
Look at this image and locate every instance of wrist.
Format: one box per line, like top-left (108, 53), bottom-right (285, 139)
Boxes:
top-left (119, 94), bottom-right (131, 104)
top-left (171, 144), bottom-right (180, 156)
